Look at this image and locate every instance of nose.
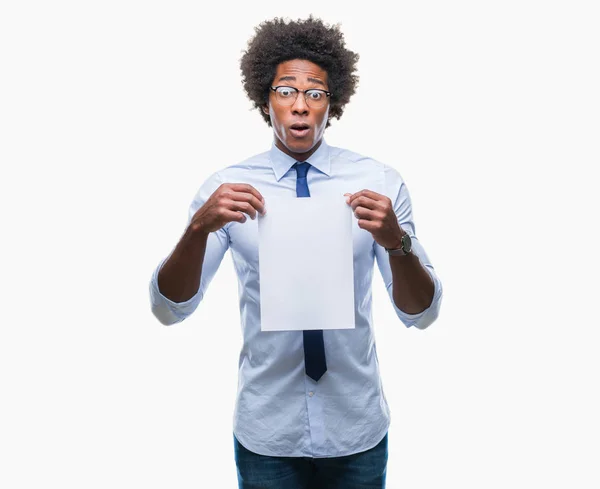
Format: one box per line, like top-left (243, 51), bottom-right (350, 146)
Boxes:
top-left (291, 93), bottom-right (309, 115)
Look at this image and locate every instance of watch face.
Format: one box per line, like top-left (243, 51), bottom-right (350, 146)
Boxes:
top-left (401, 234), bottom-right (412, 253)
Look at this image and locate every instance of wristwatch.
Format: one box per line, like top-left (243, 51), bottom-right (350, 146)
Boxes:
top-left (385, 233), bottom-right (412, 256)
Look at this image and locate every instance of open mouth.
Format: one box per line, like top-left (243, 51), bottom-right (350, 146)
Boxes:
top-left (290, 123), bottom-right (310, 138)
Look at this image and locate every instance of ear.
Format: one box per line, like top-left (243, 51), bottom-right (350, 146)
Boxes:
top-left (262, 104), bottom-right (269, 115)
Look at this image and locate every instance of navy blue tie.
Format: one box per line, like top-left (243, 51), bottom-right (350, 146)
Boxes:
top-left (294, 162), bottom-right (327, 382)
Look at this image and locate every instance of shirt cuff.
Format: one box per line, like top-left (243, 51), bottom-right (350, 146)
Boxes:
top-left (391, 264), bottom-right (443, 330)
top-left (149, 258), bottom-right (203, 325)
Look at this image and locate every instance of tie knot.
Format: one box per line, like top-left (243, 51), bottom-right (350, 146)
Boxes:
top-left (294, 162), bottom-right (311, 178)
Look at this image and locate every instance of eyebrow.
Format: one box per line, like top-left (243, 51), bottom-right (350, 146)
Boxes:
top-left (277, 75), bottom-right (327, 88)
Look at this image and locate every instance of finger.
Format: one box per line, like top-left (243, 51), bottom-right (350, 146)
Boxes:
top-left (228, 200), bottom-right (257, 220)
top-left (357, 219), bottom-right (383, 232)
top-left (353, 207), bottom-right (381, 221)
top-left (228, 183), bottom-right (265, 204)
top-left (230, 192), bottom-right (266, 215)
top-left (223, 209), bottom-right (247, 224)
top-left (348, 189), bottom-right (385, 204)
top-left (350, 195), bottom-right (380, 212)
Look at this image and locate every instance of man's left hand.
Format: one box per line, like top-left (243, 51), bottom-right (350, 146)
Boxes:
top-left (344, 190), bottom-right (405, 249)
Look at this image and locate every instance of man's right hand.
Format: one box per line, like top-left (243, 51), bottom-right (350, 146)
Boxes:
top-left (190, 183), bottom-right (266, 235)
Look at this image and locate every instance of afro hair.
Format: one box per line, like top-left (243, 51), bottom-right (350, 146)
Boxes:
top-left (240, 16), bottom-right (359, 128)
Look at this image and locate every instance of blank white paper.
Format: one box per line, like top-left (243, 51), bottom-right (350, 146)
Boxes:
top-left (258, 196), bottom-right (355, 332)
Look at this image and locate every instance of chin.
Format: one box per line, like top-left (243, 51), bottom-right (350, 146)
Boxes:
top-left (285, 139), bottom-right (314, 155)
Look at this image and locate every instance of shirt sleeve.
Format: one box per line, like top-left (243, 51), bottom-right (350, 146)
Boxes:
top-left (374, 165), bottom-right (443, 330)
top-left (149, 171), bottom-right (230, 325)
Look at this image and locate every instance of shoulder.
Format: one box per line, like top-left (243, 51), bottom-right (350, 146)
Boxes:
top-left (329, 144), bottom-right (406, 185)
top-left (214, 150), bottom-right (272, 182)
top-left (194, 150), bottom-right (271, 189)
top-left (188, 150), bottom-right (268, 201)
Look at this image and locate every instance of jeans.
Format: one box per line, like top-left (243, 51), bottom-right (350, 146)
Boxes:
top-left (234, 433), bottom-right (388, 489)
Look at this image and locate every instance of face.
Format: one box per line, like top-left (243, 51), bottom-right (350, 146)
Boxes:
top-left (263, 59), bottom-right (330, 161)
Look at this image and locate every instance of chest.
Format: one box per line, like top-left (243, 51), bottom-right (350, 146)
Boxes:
top-left (226, 172), bottom-right (384, 266)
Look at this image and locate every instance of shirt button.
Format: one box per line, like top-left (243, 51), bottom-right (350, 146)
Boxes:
top-left (308, 391), bottom-right (314, 397)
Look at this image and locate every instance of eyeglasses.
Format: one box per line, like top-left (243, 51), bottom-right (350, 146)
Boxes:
top-left (270, 86), bottom-right (332, 109)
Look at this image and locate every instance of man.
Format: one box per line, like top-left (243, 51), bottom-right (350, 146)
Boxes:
top-left (150, 16), bottom-right (443, 489)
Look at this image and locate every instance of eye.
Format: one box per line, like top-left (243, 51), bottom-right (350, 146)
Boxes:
top-left (306, 90), bottom-right (324, 100)
top-left (276, 87), bottom-right (296, 98)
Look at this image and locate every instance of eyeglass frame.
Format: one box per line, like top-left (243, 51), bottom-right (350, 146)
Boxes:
top-left (269, 86), bottom-right (332, 108)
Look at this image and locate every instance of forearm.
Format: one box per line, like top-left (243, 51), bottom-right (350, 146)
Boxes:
top-left (389, 252), bottom-right (435, 315)
top-left (157, 225), bottom-right (210, 303)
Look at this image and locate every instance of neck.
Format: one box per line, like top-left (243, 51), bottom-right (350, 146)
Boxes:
top-left (275, 138), bottom-right (323, 162)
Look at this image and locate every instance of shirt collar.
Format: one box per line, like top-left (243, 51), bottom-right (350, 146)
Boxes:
top-left (269, 138), bottom-right (332, 181)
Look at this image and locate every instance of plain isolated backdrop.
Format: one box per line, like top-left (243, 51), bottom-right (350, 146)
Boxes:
top-left (1, 1), bottom-right (599, 488)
